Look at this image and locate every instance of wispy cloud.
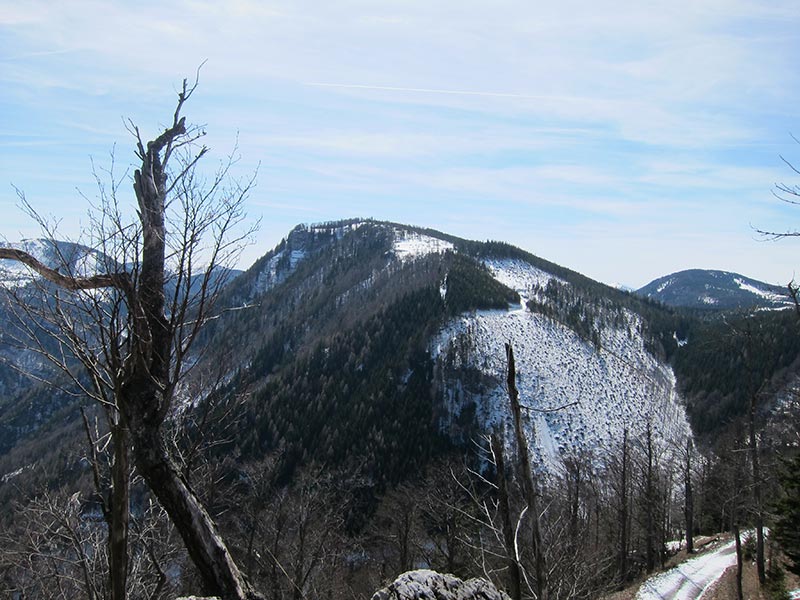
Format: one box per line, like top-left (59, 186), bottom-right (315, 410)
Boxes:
top-left (306, 82), bottom-right (582, 103)
top-left (2, 0), bottom-right (799, 286)
top-left (0, 48), bottom-right (77, 62)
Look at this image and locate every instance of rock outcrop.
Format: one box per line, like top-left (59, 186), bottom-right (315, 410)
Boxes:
top-left (372, 569), bottom-right (510, 600)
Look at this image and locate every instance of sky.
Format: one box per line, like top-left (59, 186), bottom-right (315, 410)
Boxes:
top-left (2, 1), bottom-right (800, 289)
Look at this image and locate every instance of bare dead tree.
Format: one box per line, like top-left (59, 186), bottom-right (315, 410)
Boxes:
top-left (451, 438), bottom-right (519, 592)
top-left (417, 459), bottom-right (473, 577)
top-left (0, 76), bottom-right (260, 599)
top-left (755, 144), bottom-right (800, 312)
top-left (616, 428), bottom-right (629, 586)
top-left (505, 343), bottom-right (547, 600)
top-left (737, 323), bottom-right (767, 585)
top-left (640, 422), bottom-right (655, 573)
top-left (748, 382), bottom-right (767, 585)
top-left (490, 432), bottom-right (523, 600)
top-left (733, 524), bottom-right (745, 600)
top-left (0, 488), bottom-right (179, 600)
top-left (684, 438), bottom-right (695, 554)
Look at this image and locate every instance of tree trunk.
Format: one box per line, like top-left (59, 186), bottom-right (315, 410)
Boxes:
top-left (733, 525), bottom-right (744, 600)
top-left (491, 432), bottom-right (522, 600)
top-left (110, 424), bottom-right (130, 600)
top-left (618, 428), bottom-right (629, 586)
top-left (645, 422), bottom-right (655, 573)
top-left (505, 344), bottom-right (547, 600)
top-left (129, 422), bottom-right (258, 600)
top-left (125, 95), bottom-right (260, 600)
top-left (569, 461), bottom-right (581, 549)
top-left (748, 390), bottom-right (766, 584)
top-left (1, 82), bottom-right (260, 600)
top-left (684, 439), bottom-right (694, 554)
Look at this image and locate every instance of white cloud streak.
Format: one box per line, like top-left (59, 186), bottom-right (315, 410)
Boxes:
top-left (2, 0), bottom-right (799, 286)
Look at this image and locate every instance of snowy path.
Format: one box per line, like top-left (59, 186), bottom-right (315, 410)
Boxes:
top-left (635, 538), bottom-right (738, 600)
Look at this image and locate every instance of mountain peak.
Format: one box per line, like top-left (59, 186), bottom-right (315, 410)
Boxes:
top-left (636, 268), bottom-right (791, 310)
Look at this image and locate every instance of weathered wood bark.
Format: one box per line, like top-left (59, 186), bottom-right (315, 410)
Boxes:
top-left (110, 423), bottom-right (130, 600)
top-left (505, 344), bottom-right (547, 600)
top-left (733, 525), bottom-right (744, 600)
top-left (117, 85), bottom-right (259, 600)
top-left (127, 421), bottom-right (254, 599)
top-left (739, 324), bottom-right (765, 585)
top-left (81, 409), bottom-right (130, 600)
top-left (491, 432), bottom-right (522, 600)
top-left (567, 458), bottom-right (582, 550)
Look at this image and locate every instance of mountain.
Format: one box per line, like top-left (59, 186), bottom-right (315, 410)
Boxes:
top-left (194, 220), bottom-right (698, 482)
top-left (636, 268), bottom-right (792, 310)
top-left (2, 221), bottom-right (799, 491)
top-left (0, 238), bottom-right (242, 458)
top-left (0, 239), bottom-right (103, 412)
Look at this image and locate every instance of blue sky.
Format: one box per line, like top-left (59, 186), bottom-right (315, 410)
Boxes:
top-left (2, 1), bottom-right (800, 288)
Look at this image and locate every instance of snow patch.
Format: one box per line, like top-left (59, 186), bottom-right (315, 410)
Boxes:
top-left (656, 279), bottom-right (673, 294)
top-left (0, 240), bottom-right (105, 289)
top-left (253, 247), bottom-right (308, 294)
top-left (484, 258), bottom-right (564, 306)
top-left (392, 231), bottom-right (454, 262)
top-left (734, 277), bottom-right (787, 303)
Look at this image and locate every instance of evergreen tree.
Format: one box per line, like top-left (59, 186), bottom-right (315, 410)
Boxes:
top-left (774, 453), bottom-right (800, 576)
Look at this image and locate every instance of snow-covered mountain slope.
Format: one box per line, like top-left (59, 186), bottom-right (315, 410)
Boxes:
top-left (433, 256), bottom-right (691, 473)
top-left (637, 269), bottom-right (791, 310)
top-left (214, 220), bottom-right (696, 475)
top-left (248, 221), bottom-right (368, 295)
top-left (0, 239), bottom-right (104, 287)
top-left (246, 220), bottom-right (456, 299)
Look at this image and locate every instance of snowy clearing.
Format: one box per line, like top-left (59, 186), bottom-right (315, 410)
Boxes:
top-left (433, 258), bottom-right (690, 474)
top-left (734, 277), bottom-right (788, 303)
top-left (392, 230), bottom-right (454, 262)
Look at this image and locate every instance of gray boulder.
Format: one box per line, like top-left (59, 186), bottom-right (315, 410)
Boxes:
top-left (372, 569), bottom-right (510, 600)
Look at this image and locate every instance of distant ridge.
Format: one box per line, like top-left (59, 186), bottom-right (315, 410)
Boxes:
top-left (636, 268), bottom-right (791, 310)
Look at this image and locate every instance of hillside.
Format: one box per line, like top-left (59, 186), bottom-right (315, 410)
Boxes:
top-left (2, 219), bottom-right (800, 599)
top-left (3, 221), bottom-right (799, 485)
top-left (636, 269), bottom-right (792, 310)
top-left (176, 220), bottom-right (696, 482)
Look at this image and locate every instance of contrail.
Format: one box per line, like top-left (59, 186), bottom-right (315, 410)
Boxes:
top-left (306, 82), bottom-right (549, 101)
top-left (0, 48), bottom-right (76, 62)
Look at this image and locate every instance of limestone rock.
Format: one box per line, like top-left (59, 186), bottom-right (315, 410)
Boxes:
top-left (372, 569), bottom-right (510, 600)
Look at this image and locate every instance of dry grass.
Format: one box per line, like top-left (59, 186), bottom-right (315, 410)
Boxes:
top-left (703, 560), bottom-right (767, 600)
